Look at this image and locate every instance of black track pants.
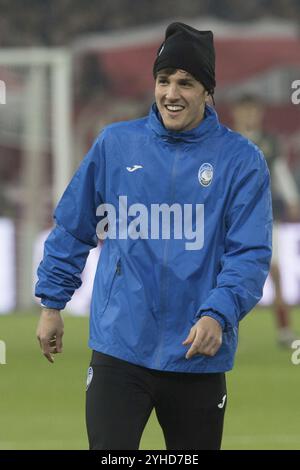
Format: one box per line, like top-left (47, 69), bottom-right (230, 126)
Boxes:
top-left (86, 351), bottom-right (227, 450)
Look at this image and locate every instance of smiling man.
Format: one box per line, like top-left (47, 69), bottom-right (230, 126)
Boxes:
top-left (155, 69), bottom-right (207, 131)
top-left (36, 23), bottom-right (272, 450)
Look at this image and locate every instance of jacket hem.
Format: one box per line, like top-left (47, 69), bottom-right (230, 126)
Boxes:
top-left (88, 340), bottom-right (233, 373)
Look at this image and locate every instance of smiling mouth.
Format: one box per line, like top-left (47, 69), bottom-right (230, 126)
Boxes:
top-left (164, 105), bottom-right (185, 113)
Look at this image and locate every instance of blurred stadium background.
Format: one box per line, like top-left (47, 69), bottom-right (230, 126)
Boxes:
top-left (0, 0), bottom-right (300, 450)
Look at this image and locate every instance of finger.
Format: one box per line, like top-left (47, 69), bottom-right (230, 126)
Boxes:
top-left (186, 342), bottom-right (214, 359)
top-left (56, 333), bottom-right (63, 353)
top-left (199, 338), bottom-right (222, 357)
top-left (43, 352), bottom-right (54, 363)
top-left (39, 336), bottom-right (54, 358)
top-left (182, 327), bottom-right (196, 345)
top-left (185, 329), bottom-right (207, 359)
top-left (185, 342), bottom-right (201, 359)
top-left (47, 336), bottom-right (62, 354)
top-left (199, 337), bottom-right (222, 356)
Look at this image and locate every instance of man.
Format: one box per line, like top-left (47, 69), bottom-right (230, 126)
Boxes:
top-left (232, 94), bottom-right (299, 347)
top-left (36, 23), bottom-right (272, 450)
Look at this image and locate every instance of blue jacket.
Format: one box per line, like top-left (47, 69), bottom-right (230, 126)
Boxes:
top-left (36, 104), bottom-right (272, 373)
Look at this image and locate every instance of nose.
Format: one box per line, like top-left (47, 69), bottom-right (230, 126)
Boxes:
top-left (165, 83), bottom-right (180, 101)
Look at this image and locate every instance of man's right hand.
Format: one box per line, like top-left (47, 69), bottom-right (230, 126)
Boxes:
top-left (36, 308), bottom-right (64, 363)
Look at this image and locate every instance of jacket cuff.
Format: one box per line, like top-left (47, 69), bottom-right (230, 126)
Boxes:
top-left (40, 298), bottom-right (66, 310)
top-left (197, 310), bottom-right (226, 331)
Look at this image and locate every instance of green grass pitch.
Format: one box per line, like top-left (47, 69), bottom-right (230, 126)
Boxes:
top-left (0, 308), bottom-right (299, 449)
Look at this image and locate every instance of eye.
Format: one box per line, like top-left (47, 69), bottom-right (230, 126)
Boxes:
top-left (180, 81), bottom-right (192, 87)
top-left (157, 78), bottom-right (168, 85)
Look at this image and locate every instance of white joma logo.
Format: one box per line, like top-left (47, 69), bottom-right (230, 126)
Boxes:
top-left (218, 394), bottom-right (226, 409)
top-left (126, 165), bottom-right (143, 172)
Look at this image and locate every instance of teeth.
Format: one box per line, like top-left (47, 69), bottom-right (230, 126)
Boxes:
top-left (166, 105), bottom-right (184, 111)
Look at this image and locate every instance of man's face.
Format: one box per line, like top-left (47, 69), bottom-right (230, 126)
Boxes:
top-left (155, 69), bottom-right (208, 132)
top-left (232, 102), bottom-right (264, 134)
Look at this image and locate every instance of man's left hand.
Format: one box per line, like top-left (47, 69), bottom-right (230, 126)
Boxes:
top-left (183, 316), bottom-right (222, 359)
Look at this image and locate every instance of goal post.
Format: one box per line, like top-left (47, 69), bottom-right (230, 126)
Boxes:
top-left (0, 48), bottom-right (73, 309)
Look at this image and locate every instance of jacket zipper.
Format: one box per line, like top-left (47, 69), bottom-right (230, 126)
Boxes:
top-left (155, 145), bottom-right (180, 368)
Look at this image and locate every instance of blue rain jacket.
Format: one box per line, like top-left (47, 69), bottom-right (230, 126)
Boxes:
top-left (36, 104), bottom-right (272, 372)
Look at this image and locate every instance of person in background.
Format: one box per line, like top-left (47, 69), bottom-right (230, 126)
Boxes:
top-left (232, 94), bottom-right (300, 347)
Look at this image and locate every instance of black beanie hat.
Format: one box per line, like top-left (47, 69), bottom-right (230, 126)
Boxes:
top-left (153, 22), bottom-right (216, 96)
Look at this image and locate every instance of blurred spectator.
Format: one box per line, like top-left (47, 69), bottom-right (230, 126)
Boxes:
top-left (231, 94), bottom-right (300, 347)
top-left (1, 0), bottom-right (300, 47)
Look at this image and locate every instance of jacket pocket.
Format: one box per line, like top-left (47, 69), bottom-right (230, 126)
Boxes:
top-left (100, 253), bottom-right (121, 314)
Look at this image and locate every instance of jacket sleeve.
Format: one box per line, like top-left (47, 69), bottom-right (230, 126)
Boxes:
top-left (35, 134), bottom-right (106, 310)
top-left (196, 147), bottom-right (273, 330)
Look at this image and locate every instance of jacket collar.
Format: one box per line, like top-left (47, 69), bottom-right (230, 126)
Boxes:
top-left (147, 103), bottom-right (220, 143)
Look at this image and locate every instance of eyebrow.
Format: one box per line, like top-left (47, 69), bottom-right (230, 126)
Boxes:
top-left (178, 78), bottom-right (194, 83)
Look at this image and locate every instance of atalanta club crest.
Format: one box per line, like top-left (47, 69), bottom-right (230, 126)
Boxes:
top-left (198, 163), bottom-right (214, 187)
